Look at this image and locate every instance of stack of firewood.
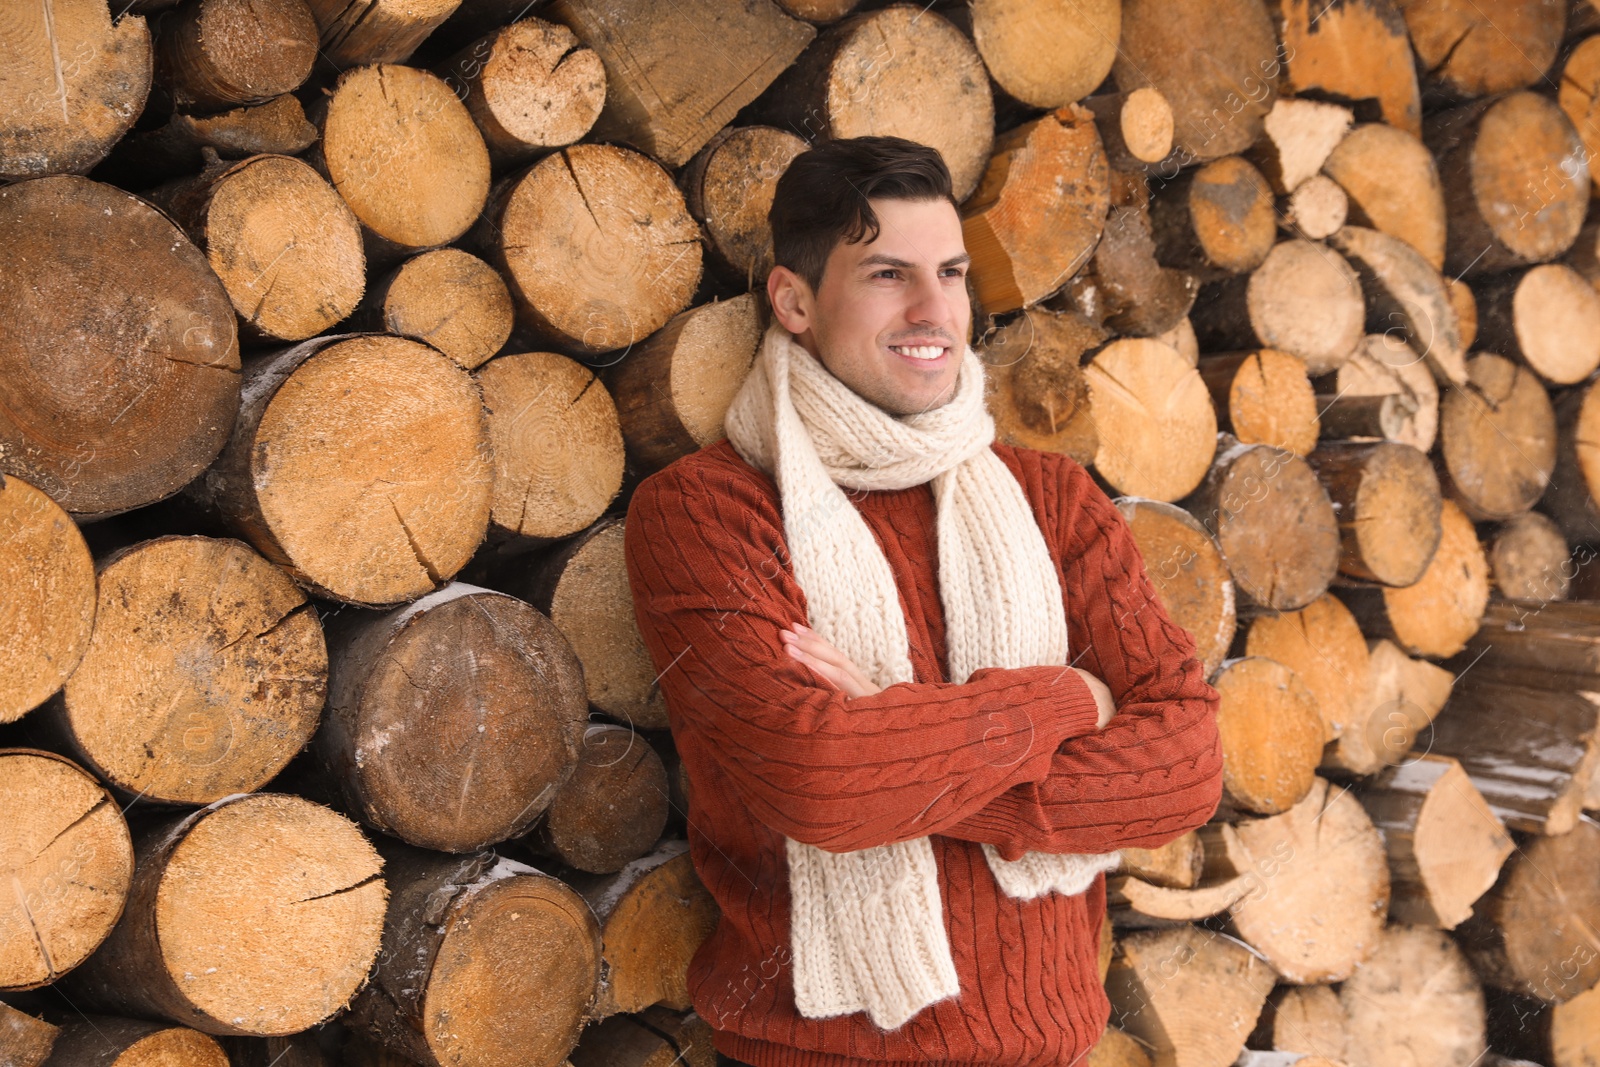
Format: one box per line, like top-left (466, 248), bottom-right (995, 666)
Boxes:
top-left (9, 0), bottom-right (1600, 1065)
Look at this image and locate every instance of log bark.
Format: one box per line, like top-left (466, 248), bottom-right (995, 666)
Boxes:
top-left (602, 295), bottom-right (762, 476)
top-left (1437, 353), bottom-right (1557, 522)
top-left (1197, 349), bottom-right (1319, 456)
top-left (967, 0), bottom-right (1119, 109)
top-left (1473, 264), bottom-right (1600, 386)
top-left (356, 249), bottom-right (512, 371)
top-left (345, 843), bottom-right (600, 1067)
top-left (978, 308), bottom-right (1103, 465)
top-left (1148, 155), bottom-right (1277, 278)
top-left (35, 1017), bottom-right (228, 1067)
top-left (59, 794), bottom-right (386, 1036)
top-left (46, 535), bottom-right (325, 806)
top-left (1327, 224), bottom-right (1467, 386)
top-left (185, 334), bottom-right (492, 607)
top-left (0, 474), bottom-right (95, 724)
top-left (1338, 924), bottom-right (1486, 1067)
top-left (474, 144), bottom-right (703, 357)
top-left (1210, 656), bottom-right (1325, 816)
top-left (679, 127), bottom-right (807, 288)
top-left (1400, 0), bottom-right (1564, 101)
top-left (94, 94), bottom-right (318, 187)
top-left (0, 750), bottom-right (134, 991)
top-left (1323, 637), bottom-right (1453, 776)
top-left (1488, 511), bottom-right (1571, 602)
top-left (1085, 339), bottom-right (1218, 502)
top-left (1265, 0), bottom-right (1420, 135)
top-left (0, 1), bottom-right (151, 180)
top-left (1315, 332), bottom-right (1439, 453)
top-left (0, 176), bottom-right (239, 520)
top-left (1305, 440), bottom-right (1443, 587)
top-left (1245, 592), bottom-right (1371, 752)
top-left (1113, 497), bottom-right (1237, 676)
top-left (0, 1003), bottom-right (57, 1067)
top-left (550, 0), bottom-right (813, 170)
top-left (1447, 600), bottom-right (1600, 683)
top-left (1352, 753), bottom-right (1513, 930)
top-left (315, 582), bottom-right (589, 853)
top-left (1322, 121), bottom-right (1446, 269)
top-left (475, 351), bottom-right (624, 543)
top-left (524, 724), bottom-right (670, 874)
top-left (305, 0), bottom-right (461, 67)
top-left (568, 1006), bottom-right (717, 1067)
top-left (1081, 201), bottom-right (1199, 338)
top-left (153, 0), bottom-right (316, 113)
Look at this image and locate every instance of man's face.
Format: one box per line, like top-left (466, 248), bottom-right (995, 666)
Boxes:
top-left (772, 196), bottom-right (972, 417)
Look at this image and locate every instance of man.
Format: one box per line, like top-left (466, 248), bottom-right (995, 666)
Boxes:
top-left (624, 135), bottom-right (1223, 1067)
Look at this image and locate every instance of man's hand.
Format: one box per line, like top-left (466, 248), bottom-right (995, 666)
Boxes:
top-left (779, 624), bottom-right (883, 699)
top-left (1070, 666), bottom-right (1118, 729)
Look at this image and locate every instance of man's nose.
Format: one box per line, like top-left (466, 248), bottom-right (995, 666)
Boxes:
top-left (906, 270), bottom-right (956, 327)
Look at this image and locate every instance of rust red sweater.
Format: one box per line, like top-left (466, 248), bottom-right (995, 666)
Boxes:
top-left (623, 438), bottom-right (1224, 1067)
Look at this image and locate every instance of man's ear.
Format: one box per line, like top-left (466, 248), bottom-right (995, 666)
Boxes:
top-left (766, 265), bottom-right (813, 336)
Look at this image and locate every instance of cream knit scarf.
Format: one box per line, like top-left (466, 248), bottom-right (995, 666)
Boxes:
top-left (722, 321), bottom-right (1122, 1032)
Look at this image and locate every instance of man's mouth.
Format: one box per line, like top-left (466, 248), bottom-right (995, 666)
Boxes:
top-left (888, 344), bottom-right (949, 362)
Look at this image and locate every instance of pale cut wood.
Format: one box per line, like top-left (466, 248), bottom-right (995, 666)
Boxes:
top-left (1315, 333), bottom-right (1439, 453)
top-left (1339, 499), bottom-right (1488, 658)
top-left (316, 582), bottom-right (588, 853)
top-left (961, 103), bottom-right (1110, 316)
top-left (1119, 831), bottom-right (1206, 890)
top-left (0, 0), bottom-right (151, 180)
top-left (1211, 656), bottom-right (1324, 816)
top-left (1156, 316), bottom-right (1200, 366)
top-left (774, 0), bottom-right (858, 19)
top-left (603, 295), bottom-right (761, 475)
top-left (1437, 353), bottom-right (1557, 522)
top-left (1323, 638), bottom-right (1453, 775)
top-left (1086, 1025), bottom-right (1153, 1067)
top-left (0, 474), bottom-right (95, 723)
top-left (0, 176), bottom-right (239, 520)
top-left (1108, 825), bottom-right (1254, 928)
top-left (60, 794), bottom-right (386, 1036)
top-left (565, 842), bottom-right (720, 1018)
top-left (1338, 924), bottom-right (1485, 1067)
top-left (478, 144), bottom-right (703, 357)
top-left (1198, 350), bottom-right (1319, 456)
top-left (1246, 592), bottom-right (1371, 750)
top-left (97, 94), bottom-right (318, 186)
top-left (1448, 275), bottom-right (1478, 349)
top-left (1104, 925), bottom-right (1276, 1067)
top-left (526, 723), bottom-right (670, 874)
top-left (550, 0), bottom-right (814, 170)
top-left (1149, 156), bottom-right (1277, 277)
top-left (0, 1003), bottom-right (57, 1067)
top-left (38, 1017), bottom-right (228, 1067)
top-left (347, 844), bottom-right (600, 1067)
top-left (1248, 97), bottom-right (1353, 194)
top-left (1257, 984), bottom-right (1349, 1061)
top-left (1401, 0), bottom-right (1564, 100)
top-left (966, 0), bottom-right (1118, 109)
top-left (155, 0), bottom-right (317, 112)
top-left (1474, 264), bottom-right (1600, 385)
top-left (1305, 440), bottom-right (1443, 587)
top-left (1546, 378), bottom-right (1600, 546)
top-left (1559, 35), bottom-right (1600, 195)
top-left (476, 351), bottom-right (624, 541)
top-left (1322, 122), bottom-right (1446, 269)
top-left (1327, 225), bottom-right (1466, 386)
top-left (1114, 497), bottom-right (1236, 676)
top-left (49, 535), bottom-right (324, 806)
top-left (1280, 175), bottom-right (1347, 241)
top-left (0, 750), bottom-right (134, 991)
top-left (360, 249), bottom-right (512, 371)
top-left (1085, 88), bottom-right (1175, 168)
top-left (1265, 0), bottom-right (1420, 135)
top-left (1086, 339), bottom-right (1217, 502)
top-left (305, 0), bottom-right (461, 66)
top-left (1489, 511), bottom-right (1571, 602)
top-left (186, 334), bottom-right (492, 608)
top-left (980, 307), bottom-right (1103, 465)
top-left (680, 127), bottom-right (807, 287)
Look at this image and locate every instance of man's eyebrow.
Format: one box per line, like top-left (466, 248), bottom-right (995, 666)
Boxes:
top-left (858, 252), bottom-right (972, 270)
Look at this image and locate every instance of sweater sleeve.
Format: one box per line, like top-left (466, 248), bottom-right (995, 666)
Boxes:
top-left (937, 454), bottom-right (1225, 859)
top-left (623, 459), bottom-right (1107, 855)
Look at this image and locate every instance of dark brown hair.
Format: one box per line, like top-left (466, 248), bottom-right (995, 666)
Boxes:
top-left (768, 135), bottom-right (958, 294)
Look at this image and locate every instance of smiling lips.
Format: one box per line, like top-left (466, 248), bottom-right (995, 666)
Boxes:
top-left (889, 344), bottom-right (948, 361)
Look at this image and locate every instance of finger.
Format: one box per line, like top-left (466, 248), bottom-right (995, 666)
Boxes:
top-left (785, 643), bottom-right (846, 691)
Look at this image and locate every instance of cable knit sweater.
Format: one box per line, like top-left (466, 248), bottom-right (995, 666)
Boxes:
top-left (623, 437), bottom-right (1224, 1067)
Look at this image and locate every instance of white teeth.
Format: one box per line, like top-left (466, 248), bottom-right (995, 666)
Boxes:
top-left (891, 345), bottom-right (945, 360)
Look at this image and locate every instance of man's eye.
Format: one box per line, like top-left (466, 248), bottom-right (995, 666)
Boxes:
top-left (874, 269), bottom-right (899, 278)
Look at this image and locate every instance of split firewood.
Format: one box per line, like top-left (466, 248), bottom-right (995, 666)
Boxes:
top-left (153, 0), bottom-right (317, 113)
top-left (1118, 831), bottom-right (1206, 889)
top-left (1485, 985), bottom-right (1600, 1067)
top-left (1352, 753), bottom-right (1513, 930)
top-left (0, 750), bottom-right (134, 991)
top-left (1210, 656), bottom-right (1325, 816)
top-left (1198, 350), bottom-right (1319, 456)
top-left (1560, 35), bottom-right (1600, 196)
top-left (184, 334), bottom-right (492, 607)
top-left (1190, 239), bottom-right (1365, 376)
top-left (1247, 97), bottom-right (1353, 195)
top-left (1279, 175), bottom-right (1347, 241)
top-left (1305, 441), bottom-right (1443, 587)
top-left (522, 724), bottom-right (670, 874)
top-left (1264, 0), bottom-right (1420, 135)
top-left (1338, 499), bottom-right (1488, 658)
top-left (346, 843), bottom-right (600, 1067)
top-left (1338, 924), bottom-right (1486, 1067)
top-left (305, 0), bottom-right (461, 67)
top-left (1114, 497), bottom-right (1236, 676)
top-left (355, 249), bottom-right (513, 370)
top-left (1322, 122), bottom-right (1446, 270)
top-left (0, 475), bottom-right (95, 724)
top-left (1488, 511), bottom-right (1572, 602)
top-left (1112, 0), bottom-right (1282, 163)
top-left (148, 154), bottom-right (366, 344)
top-left (0, 0), bottom-right (151, 180)
top-left (60, 793), bottom-right (386, 1035)
top-left (1148, 155), bottom-right (1277, 278)
top-left (1327, 225), bottom-right (1466, 386)
top-left (1436, 353), bottom-right (1557, 522)
top-left (475, 144), bottom-right (703, 357)
top-left (568, 1007), bottom-right (717, 1067)
top-left (1313, 333), bottom-right (1439, 453)
top-left (1156, 316), bottom-right (1200, 367)
top-left (1457, 815), bottom-right (1600, 1001)
top-left (1448, 276), bottom-right (1478, 349)
top-left (603, 295), bottom-right (762, 476)
top-left (1425, 92), bottom-right (1588, 279)
top-left (1085, 1026), bottom-right (1150, 1067)
top-left (0, 1003), bottom-right (57, 1067)
top-left (680, 127), bottom-right (807, 287)
top-left (1246, 592), bottom-right (1371, 751)
top-left (1108, 825), bottom-right (1257, 929)
top-left (475, 351), bottom-right (624, 542)
top-left (1083, 88), bottom-right (1175, 169)
top-left (1323, 638), bottom-right (1453, 776)
top-left (435, 17), bottom-right (606, 167)
top-left (774, 0), bottom-right (859, 20)
top-left (1084, 338), bottom-right (1218, 502)
top-left (565, 841), bottom-right (720, 1019)
top-left (966, 0), bottom-right (1119, 110)
top-left (316, 582), bottom-right (589, 853)
top-left (95, 94), bottom-right (319, 186)
top-left (978, 307), bottom-right (1102, 464)
top-left (1104, 925), bottom-right (1277, 1067)
top-left (1181, 437), bottom-right (1340, 611)
top-left (1400, 0), bottom-right (1565, 101)
top-left (961, 104), bottom-right (1110, 317)
top-left (1250, 984), bottom-right (1348, 1062)
top-left (1072, 195), bottom-right (1199, 338)
top-left (0, 176), bottom-right (239, 520)
top-left (507, 518), bottom-right (670, 731)
top-left (550, 0), bottom-right (814, 170)
top-left (37, 1017), bottom-right (228, 1067)
top-left (1472, 264), bottom-right (1600, 385)
top-left (309, 64), bottom-right (491, 262)
top-left (1546, 379), bottom-right (1600, 546)
top-left (753, 6), bottom-right (990, 199)
top-left (44, 535), bottom-right (325, 806)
